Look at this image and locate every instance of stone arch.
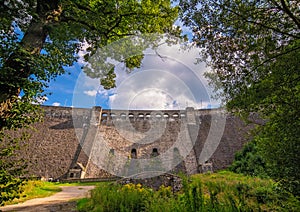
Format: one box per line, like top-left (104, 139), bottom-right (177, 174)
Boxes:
top-left (131, 148), bottom-right (137, 159)
top-left (101, 112), bottom-right (108, 120)
top-left (120, 113), bottom-right (126, 119)
top-left (128, 113), bottom-right (134, 119)
top-left (145, 113), bottom-right (151, 119)
top-left (155, 113), bottom-right (162, 119)
top-left (151, 148), bottom-right (159, 157)
top-left (163, 113), bottom-right (169, 118)
top-left (101, 112), bottom-right (108, 124)
top-left (138, 113), bottom-right (144, 119)
top-left (110, 113), bottom-right (116, 119)
top-left (173, 113), bottom-right (179, 118)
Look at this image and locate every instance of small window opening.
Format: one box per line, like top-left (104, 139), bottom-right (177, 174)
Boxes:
top-left (102, 113), bottom-right (108, 120)
top-left (151, 148), bottom-right (159, 157)
top-left (155, 114), bottom-right (162, 118)
top-left (109, 149), bottom-right (115, 156)
top-left (131, 148), bottom-right (137, 159)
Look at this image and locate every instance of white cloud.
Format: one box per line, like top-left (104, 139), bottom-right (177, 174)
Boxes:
top-left (72, 35), bottom-right (221, 109)
top-left (84, 90), bottom-right (97, 97)
top-left (108, 67), bottom-right (207, 110)
top-left (32, 96), bottom-right (48, 105)
top-left (77, 40), bottom-right (91, 65)
top-left (125, 89), bottom-right (180, 110)
top-left (97, 88), bottom-right (112, 97)
top-left (105, 43), bottom-right (218, 110)
top-left (52, 102), bottom-right (61, 106)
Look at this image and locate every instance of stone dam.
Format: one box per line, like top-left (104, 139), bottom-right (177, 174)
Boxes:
top-left (12, 105), bottom-right (253, 180)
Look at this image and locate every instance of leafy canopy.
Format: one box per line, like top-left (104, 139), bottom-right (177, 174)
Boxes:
top-left (179, 0), bottom-right (300, 196)
top-left (0, 0), bottom-right (180, 204)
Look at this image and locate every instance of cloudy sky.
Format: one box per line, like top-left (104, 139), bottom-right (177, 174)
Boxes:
top-left (43, 23), bottom-right (221, 110)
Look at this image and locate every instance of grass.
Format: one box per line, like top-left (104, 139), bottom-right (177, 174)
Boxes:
top-left (77, 171), bottom-right (300, 212)
top-left (3, 172), bottom-right (300, 211)
top-left (3, 180), bottom-right (105, 206)
top-left (4, 180), bottom-right (61, 205)
top-left (189, 171), bottom-right (282, 211)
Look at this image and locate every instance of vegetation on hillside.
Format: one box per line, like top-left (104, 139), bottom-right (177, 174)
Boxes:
top-left (77, 171), bottom-right (300, 211)
top-left (179, 0), bottom-right (300, 196)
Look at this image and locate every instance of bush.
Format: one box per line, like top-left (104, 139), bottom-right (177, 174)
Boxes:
top-left (78, 172), bottom-right (300, 211)
top-left (230, 140), bottom-right (269, 178)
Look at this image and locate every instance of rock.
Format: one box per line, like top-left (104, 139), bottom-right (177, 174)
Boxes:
top-left (117, 173), bottom-right (183, 193)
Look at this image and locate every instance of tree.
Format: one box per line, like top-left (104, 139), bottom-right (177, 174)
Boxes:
top-left (0, 0), bottom-right (180, 128)
top-left (179, 0), bottom-right (300, 196)
top-left (0, 0), bottom-right (180, 204)
top-left (229, 140), bottom-right (269, 178)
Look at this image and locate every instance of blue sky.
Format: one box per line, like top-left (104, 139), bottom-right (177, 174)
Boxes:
top-left (39, 20), bottom-right (221, 110)
top-left (9, 2), bottom-right (221, 110)
top-left (43, 39), bottom-right (221, 110)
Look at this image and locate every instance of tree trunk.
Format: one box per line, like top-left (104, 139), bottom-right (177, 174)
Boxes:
top-left (0, 0), bottom-right (60, 129)
top-left (0, 20), bottom-right (46, 99)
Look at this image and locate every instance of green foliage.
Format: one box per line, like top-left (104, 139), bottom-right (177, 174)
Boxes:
top-left (0, 98), bottom-right (42, 205)
top-left (1, 0), bottom-right (180, 102)
top-left (77, 172), bottom-right (300, 211)
top-left (77, 183), bottom-right (148, 212)
top-left (0, 112), bottom-right (39, 206)
top-left (230, 140), bottom-right (269, 178)
top-left (0, 167), bottom-right (24, 206)
top-left (256, 107), bottom-right (300, 196)
top-left (0, 0), bottom-right (180, 205)
top-left (83, 33), bottom-right (186, 89)
top-left (179, 0), bottom-right (300, 196)
top-left (2, 180), bottom-right (62, 206)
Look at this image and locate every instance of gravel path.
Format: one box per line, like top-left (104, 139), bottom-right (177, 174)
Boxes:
top-left (0, 186), bottom-right (95, 212)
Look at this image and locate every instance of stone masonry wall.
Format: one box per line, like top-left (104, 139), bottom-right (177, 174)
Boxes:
top-left (13, 106), bottom-right (90, 180)
top-left (83, 107), bottom-right (252, 178)
top-left (11, 106), bottom-right (252, 180)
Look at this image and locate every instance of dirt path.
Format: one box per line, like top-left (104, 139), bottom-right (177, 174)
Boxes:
top-left (0, 186), bottom-right (95, 212)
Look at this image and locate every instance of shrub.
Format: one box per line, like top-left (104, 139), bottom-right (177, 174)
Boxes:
top-left (78, 172), bottom-right (300, 211)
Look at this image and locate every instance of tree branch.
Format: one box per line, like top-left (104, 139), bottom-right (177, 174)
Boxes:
top-left (60, 15), bottom-right (98, 31)
top-left (279, 0), bottom-right (300, 29)
top-left (224, 5), bottom-right (300, 39)
top-left (106, 16), bottom-right (123, 36)
top-left (253, 45), bottom-right (300, 72)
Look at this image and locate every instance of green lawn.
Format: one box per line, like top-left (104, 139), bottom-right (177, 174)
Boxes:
top-left (3, 180), bottom-right (105, 206)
